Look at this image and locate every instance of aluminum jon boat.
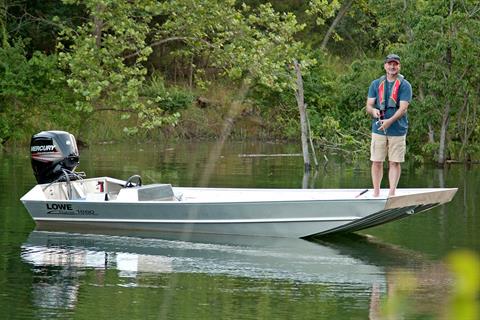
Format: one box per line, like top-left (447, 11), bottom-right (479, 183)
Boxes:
top-left (20, 131), bottom-right (458, 238)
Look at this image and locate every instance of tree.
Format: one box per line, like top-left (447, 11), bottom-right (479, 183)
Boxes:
top-left (57, 0), bottom-right (313, 137)
top-left (0, 40), bottom-right (78, 144)
top-left (58, 0), bottom-right (181, 134)
top-left (150, 0), bottom-right (316, 175)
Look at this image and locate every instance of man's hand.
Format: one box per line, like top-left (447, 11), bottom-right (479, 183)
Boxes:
top-left (371, 108), bottom-right (381, 119)
top-left (377, 118), bottom-right (392, 131)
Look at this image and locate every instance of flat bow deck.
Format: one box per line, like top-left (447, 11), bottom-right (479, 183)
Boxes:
top-left (20, 177), bottom-right (457, 238)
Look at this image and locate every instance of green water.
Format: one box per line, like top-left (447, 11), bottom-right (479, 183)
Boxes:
top-left (0, 141), bottom-right (478, 319)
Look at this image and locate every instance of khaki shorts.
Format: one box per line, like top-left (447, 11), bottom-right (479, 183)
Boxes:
top-left (370, 133), bottom-right (406, 163)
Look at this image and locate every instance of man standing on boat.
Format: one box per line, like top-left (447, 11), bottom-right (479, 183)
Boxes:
top-left (366, 54), bottom-right (412, 197)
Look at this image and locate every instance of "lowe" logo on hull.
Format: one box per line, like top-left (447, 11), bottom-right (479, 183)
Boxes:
top-left (46, 203), bottom-right (96, 216)
top-left (47, 203), bottom-right (73, 211)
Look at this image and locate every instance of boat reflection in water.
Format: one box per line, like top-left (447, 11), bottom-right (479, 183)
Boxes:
top-left (21, 228), bottom-right (420, 313)
top-left (22, 229), bottom-right (392, 280)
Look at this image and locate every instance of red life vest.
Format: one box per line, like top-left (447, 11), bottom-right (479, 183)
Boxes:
top-left (378, 74), bottom-right (404, 110)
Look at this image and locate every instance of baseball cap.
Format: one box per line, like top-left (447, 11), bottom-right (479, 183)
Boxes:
top-left (385, 54), bottom-right (401, 63)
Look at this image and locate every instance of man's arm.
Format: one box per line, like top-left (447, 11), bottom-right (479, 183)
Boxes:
top-left (366, 97), bottom-right (380, 118)
top-left (379, 101), bottom-right (409, 131)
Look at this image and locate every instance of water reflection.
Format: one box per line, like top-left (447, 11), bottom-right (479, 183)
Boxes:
top-left (20, 229), bottom-right (460, 319)
top-left (22, 230), bottom-right (391, 283)
top-left (21, 230), bottom-right (400, 310)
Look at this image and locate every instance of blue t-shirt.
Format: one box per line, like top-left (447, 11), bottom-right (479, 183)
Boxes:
top-left (368, 76), bottom-right (412, 136)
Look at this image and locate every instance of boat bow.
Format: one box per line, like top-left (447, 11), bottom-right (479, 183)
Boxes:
top-left (309, 188), bottom-right (457, 237)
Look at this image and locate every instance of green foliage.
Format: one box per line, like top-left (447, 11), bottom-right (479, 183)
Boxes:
top-left (306, 57), bottom-right (378, 156)
top-left (0, 40), bottom-right (77, 143)
top-left (0, 1), bottom-right (84, 55)
top-left (156, 0), bottom-right (311, 93)
top-left (141, 75), bottom-right (195, 113)
top-left (447, 250), bottom-right (480, 320)
top-left (55, 0), bottom-right (315, 137)
top-left (302, 52), bottom-right (337, 114)
top-left (269, 104), bottom-right (302, 140)
top-left (419, 142), bottom-right (438, 163)
top-left (378, 1), bottom-right (480, 164)
top-left (58, 0), bottom-right (175, 132)
top-left (0, 0), bottom-right (479, 164)
top-left (378, 250), bottom-right (480, 319)
top-left (306, 0), bottom-right (340, 26)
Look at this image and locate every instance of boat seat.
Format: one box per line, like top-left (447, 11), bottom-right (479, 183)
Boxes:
top-left (116, 184), bottom-right (176, 201)
top-left (138, 184), bottom-right (175, 201)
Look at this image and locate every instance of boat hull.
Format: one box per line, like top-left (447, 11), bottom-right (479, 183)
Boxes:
top-left (20, 178), bottom-right (458, 238)
top-left (23, 198), bottom-right (385, 238)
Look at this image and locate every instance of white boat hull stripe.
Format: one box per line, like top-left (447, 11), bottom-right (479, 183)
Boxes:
top-left (34, 216), bottom-right (359, 223)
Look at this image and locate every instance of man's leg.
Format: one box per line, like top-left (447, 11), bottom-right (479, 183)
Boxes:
top-left (371, 161), bottom-right (383, 197)
top-left (386, 135), bottom-right (406, 196)
top-left (388, 161), bottom-right (401, 196)
top-left (370, 133), bottom-right (387, 197)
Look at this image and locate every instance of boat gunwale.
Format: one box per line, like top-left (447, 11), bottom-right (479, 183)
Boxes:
top-left (21, 197), bottom-right (388, 205)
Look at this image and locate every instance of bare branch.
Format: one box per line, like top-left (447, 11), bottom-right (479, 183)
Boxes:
top-left (95, 108), bottom-right (136, 113)
top-left (320, 0), bottom-right (353, 50)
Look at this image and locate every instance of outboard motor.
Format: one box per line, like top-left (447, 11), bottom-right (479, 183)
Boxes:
top-left (30, 131), bottom-right (80, 184)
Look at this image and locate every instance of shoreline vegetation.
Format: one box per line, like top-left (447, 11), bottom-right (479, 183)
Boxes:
top-left (1, 1), bottom-right (479, 166)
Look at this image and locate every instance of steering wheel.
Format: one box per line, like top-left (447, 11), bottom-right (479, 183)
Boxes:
top-left (125, 175), bottom-right (142, 188)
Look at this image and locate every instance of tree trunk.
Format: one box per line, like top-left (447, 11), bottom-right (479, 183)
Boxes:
top-left (438, 14), bottom-right (454, 167)
top-left (428, 124), bottom-right (435, 144)
top-left (437, 101), bottom-right (450, 167)
top-left (93, 4), bottom-right (104, 48)
top-left (189, 55), bottom-right (194, 88)
top-left (0, 2), bottom-right (9, 48)
top-left (293, 59), bottom-right (311, 172)
top-left (320, 0), bottom-right (353, 50)
top-left (418, 85), bottom-right (436, 144)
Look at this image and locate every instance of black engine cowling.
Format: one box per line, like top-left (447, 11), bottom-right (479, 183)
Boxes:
top-left (30, 131), bottom-right (80, 184)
